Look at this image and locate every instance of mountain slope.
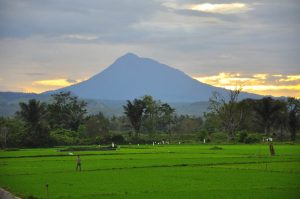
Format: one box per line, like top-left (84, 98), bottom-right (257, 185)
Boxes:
top-left (48, 53), bottom-right (260, 102)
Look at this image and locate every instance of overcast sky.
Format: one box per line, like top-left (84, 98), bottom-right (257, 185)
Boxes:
top-left (0, 0), bottom-right (299, 97)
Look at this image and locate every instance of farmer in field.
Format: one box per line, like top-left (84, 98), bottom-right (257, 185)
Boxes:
top-left (76, 155), bottom-right (81, 171)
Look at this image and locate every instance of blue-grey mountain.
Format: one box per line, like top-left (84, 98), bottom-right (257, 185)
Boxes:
top-left (47, 53), bottom-right (260, 102)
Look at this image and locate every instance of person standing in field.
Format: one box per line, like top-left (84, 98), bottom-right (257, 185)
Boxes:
top-left (76, 155), bottom-right (81, 171)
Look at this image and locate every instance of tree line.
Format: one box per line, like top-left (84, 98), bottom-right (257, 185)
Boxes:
top-left (205, 89), bottom-right (299, 143)
top-left (0, 92), bottom-right (201, 148)
top-left (0, 91), bottom-right (299, 148)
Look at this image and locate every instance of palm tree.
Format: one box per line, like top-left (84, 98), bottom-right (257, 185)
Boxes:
top-left (17, 99), bottom-right (48, 146)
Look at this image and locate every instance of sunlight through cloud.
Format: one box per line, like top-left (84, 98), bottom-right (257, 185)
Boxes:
top-left (34, 79), bottom-right (78, 87)
top-left (163, 2), bottom-right (251, 14)
top-left (28, 78), bottom-right (86, 93)
top-left (194, 73), bottom-right (300, 97)
top-left (189, 3), bottom-right (250, 14)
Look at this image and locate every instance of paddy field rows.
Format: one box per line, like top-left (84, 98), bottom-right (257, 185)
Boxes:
top-left (0, 144), bottom-right (299, 199)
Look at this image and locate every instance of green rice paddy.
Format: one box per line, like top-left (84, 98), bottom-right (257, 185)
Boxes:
top-left (0, 144), bottom-right (299, 199)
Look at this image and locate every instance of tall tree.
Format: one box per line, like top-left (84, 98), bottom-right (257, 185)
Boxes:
top-left (123, 99), bottom-right (145, 137)
top-left (85, 112), bottom-right (110, 138)
top-left (47, 92), bottom-right (87, 131)
top-left (287, 97), bottom-right (300, 141)
top-left (0, 117), bottom-right (25, 148)
top-left (142, 95), bottom-right (160, 134)
top-left (253, 97), bottom-right (284, 135)
top-left (17, 99), bottom-right (49, 147)
top-left (208, 88), bottom-right (244, 140)
top-left (157, 103), bottom-right (175, 134)
top-left (275, 105), bottom-right (288, 141)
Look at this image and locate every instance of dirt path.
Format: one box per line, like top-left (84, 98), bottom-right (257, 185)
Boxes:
top-left (0, 188), bottom-right (21, 199)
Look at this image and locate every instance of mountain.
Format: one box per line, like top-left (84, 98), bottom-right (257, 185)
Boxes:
top-left (46, 53), bottom-right (261, 102)
top-left (0, 53), bottom-right (262, 117)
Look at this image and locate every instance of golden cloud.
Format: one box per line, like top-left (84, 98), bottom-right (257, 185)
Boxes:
top-left (21, 78), bottom-right (86, 93)
top-left (194, 73), bottom-right (300, 98)
top-left (253, 74), bottom-right (268, 80)
top-left (33, 79), bottom-right (77, 87)
top-left (164, 2), bottom-right (251, 14)
top-left (279, 75), bottom-right (300, 82)
top-left (189, 3), bottom-right (250, 14)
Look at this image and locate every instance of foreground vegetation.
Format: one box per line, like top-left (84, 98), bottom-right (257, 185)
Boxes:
top-left (0, 91), bottom-right (299, 149)
top-left (0, 144), bottom-right (299, 199)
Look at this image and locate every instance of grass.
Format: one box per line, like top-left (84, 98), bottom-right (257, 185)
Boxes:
top-left (0, 144), bottom-right (299, 199)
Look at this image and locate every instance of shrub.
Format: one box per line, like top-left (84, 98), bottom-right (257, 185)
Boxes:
top-left (209, 146), bottom-right (223, 150)
top-left (50, 129), bottom-right (79, 145)
top-left (111, 134), bottom-right (125, 144)
top-left (245, 134), bottom-right (262, 144)
top-left (129, 136), bottom-right (147, 144)
top-left (238, 130), bottom-right (248, 143)
top-left (197, 130), bottom-right (208, 141)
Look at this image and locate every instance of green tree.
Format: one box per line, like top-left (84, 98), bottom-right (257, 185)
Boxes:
top-left (17, 99), bottom-right (49, 147)
top-left (208, 89), bottom-right (244, 140)
top-left (47, 92), bottom-right (87, 131)
top-left (253, 97), bottom-right (284, 135)
top-left (157, 103), bottom-right (175, 136)
top-left (0, 117), bottom-right (25, 148)
top-left (173, 115), bottom-right (203, 135)
top-left (274, 103), bottom-right (288, 141)
top-left (203, 112), bottom-right (222, 134)
top-left (287, 97), bottom-right (300, 141)
top-left (123, 99), bottom-right (145, 137)
top-left (142, 95), bottom-right (160, 134)
top-left (50, 128), bottom-right (79, 145)
top-left (85, 112), bottom-right (110, 137)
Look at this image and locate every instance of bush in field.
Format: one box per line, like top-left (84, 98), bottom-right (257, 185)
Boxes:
top-left (238, 130), bottom-right (248, 143)
top-left (197, 130), bottom-right (208, 142)
top-left (112, 134), bottom-right (125, 144)
top-left (50, 129), bottom-right (79, 145)
top-left (237, 130), bottom-right (262, 144)
top-left (129, 136), bottom-right (147, 144)
top-left (244, 134), bottom-right (262, 144)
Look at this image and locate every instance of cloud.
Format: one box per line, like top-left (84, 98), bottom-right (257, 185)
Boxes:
top-left (17, 77), bottom-right (87, 93)
top-left (0, 0), bottom-right (299, 98)
top-left (279, 75), bottom-right (300, 82)
top-left (24, 72), bottom-right (47, 77)
top-left (194, 73), bottom-right (300, 97)
top-left (0, 0), bottom-right (160, 39)
top-left (253, 74), bottom-right (267, 80)
top-left (33, 78), bottom-right (78, 87)
top-left (62, 34), bottom-right (98, 41)
top-left (188, 3), bottom-right (250, 14)
top-left (163, 2), bottom-right (251, 14)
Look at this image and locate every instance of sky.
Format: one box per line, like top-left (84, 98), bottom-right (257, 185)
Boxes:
top-left (0, 0), bottom-right (299, 97)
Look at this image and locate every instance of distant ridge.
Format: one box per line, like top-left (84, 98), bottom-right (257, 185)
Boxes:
top-left (45, 53), bottom-right (261, 102)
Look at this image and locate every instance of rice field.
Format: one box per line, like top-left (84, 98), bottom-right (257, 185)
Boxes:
top-left (0, 144), bottom-right (299, 199)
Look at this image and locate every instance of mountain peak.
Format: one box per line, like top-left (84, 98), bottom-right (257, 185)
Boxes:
top-left (119, 52), bottom-right (140, 60)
